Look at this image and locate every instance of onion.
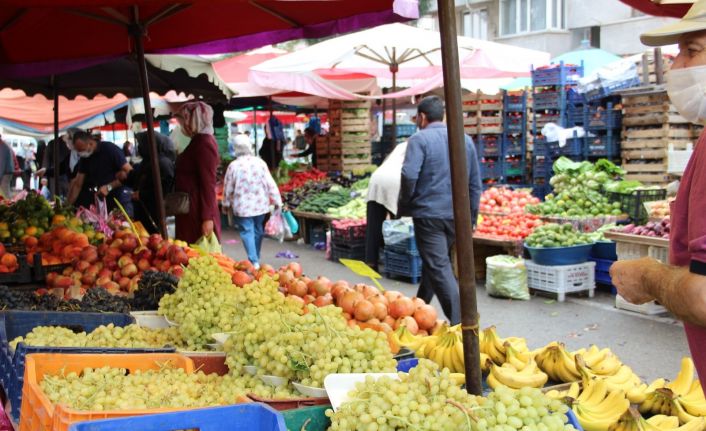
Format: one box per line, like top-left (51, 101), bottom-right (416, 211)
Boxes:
top-left (354, 300), bottom-right (375, 321)
top-left (413, 304), bottom-right (438, 330)
top-left (395, 316), bottom-right (419, 334)
top-left (389, 297), bottom-right (415, 319)
top-left (340, 291), bottom-right (362, 315)
top-left (331, 280), bottom-right (350, 297)
top-left (373, 302), bottom-right (388, 320)
top-left (288, 280), bottom-right (308, 297)
top-left (313, 293), bottom-right (333, 307)
top-left (384, 290), bottom-right (403, 303)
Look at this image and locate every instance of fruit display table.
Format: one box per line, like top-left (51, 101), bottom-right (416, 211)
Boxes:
top-left (540, 214), bottom-right (628, 233)
top-left (290, 210), bottom-right (338, 245)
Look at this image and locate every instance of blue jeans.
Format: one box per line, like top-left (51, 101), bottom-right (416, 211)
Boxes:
top-left (233, 214), bottom-right (266, 265)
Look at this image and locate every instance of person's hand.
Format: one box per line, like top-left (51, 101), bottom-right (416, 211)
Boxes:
top-left (609, 258), bottom-right (656, 304)
top-left (202, 220), bottom-right (214, 237)
top-left (36, 168), bottom-right (46, 177)
top-left (98, 185), bottom-right (110, 197)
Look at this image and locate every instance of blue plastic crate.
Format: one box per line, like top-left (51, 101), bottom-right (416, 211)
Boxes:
top-left (504, 114), bottom-right (525, 134)
top-left (532, 63), bottom-right (584, 86)
top-left (548, 137), bottom-right (583, 157)
top-left (586, 107), bottom-right (622, 130)
top-left (532, 184), bottom-right (552, 201)
top-left (480, 162), bottom-right (502, 179)
top-left (534, 112), bottom-right (567, 129)
top-left (397, 358), bottom-right (418, 372)
top-left (476, 135), bottom-right (501, 157)
top-left (0, 311), bottom-right (175, 422)
top-left (567, 104), bottom-right (584, 126)
top-left (591, 241), bottom-right (618, 261)
top-left (503, 92), bottom-right (527, 112)
top-left (585, 134), bottom-right (619, 157)
top-left (503, 159), bottom-right (526, 177)
top-left (503, 135), bottom-right (525, 156)
top-left (68, 404), bottom-right (287, 431)
top-left (533, 90), bottom-right (562, 110)
top-left (383, 249), bottom-right (422, 283)
top-left (382, 123), bottom-right (417, 139)
top-left (590, 257), bottom-right (615, 289)
top-left (567, 88), bottom-right (586, 106)
top-left (584, 76), bottom-right (640, 101)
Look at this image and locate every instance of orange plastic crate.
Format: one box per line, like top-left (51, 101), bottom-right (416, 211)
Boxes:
top-left (19, 353), bottom-right (194, 431)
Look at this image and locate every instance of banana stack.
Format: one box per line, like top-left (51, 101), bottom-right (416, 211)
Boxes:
top-left (480, 326), bottom-right (529, 365)
top-left (640, 357), bottom-right (706, 426)
top-left (534, 342), bottom-right (582, 382)
top-left (545, 381), bottom-right (581, 400)
top-left (393, 323), bottom-right (473, 375)
top-left (575, 354), bottom-right (646, 404)
top-left (610, 407), bottom-right (706, 431)
top-left (487, 342), bottom-right (549, 390)
top-left (571, 376), bottom-right (631, 431)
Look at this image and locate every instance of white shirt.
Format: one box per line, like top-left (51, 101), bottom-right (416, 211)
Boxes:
top-left (223, 155), bottom-right (282, 217)
top-left (366, 142), bottom-right (408, 215)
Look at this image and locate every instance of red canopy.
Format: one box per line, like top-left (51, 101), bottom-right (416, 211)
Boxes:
top-left (619, 0), bottom-right (691, 18)
top-left (236, 111), bottom-right (327, 125)
top-left (0, 1), bottom-right (419, 78)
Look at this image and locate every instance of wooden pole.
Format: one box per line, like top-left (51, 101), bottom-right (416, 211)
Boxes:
top-left (51, 75), bottom-right (59, 197)
top-left (132, 7), bottom-right (168, 238)
top-left (436, 0), bottom-right (482, 395)
top-left (654, 48), bottom-right (664, 85)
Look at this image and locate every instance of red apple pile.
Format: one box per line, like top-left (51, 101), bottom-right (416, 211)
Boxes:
top-left (46, 230), bottom-right (191, 298)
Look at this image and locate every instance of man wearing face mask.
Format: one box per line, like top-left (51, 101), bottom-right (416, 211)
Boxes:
top-left (398, 95), bottom-right (482, 325)
top-left (611, 0), bottom-right (706, 391)
top-left (67, 131), bottom-right (133, 213)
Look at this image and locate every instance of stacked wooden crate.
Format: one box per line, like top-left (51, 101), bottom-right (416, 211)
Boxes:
top-left (463, 92), bottom-right (503, 135)
top-left (633, 49), bottom-right (674, 85)
top-left (320, 100), bottom-right (372, 172)
top-left (621, 87), bottom-right (700, 185)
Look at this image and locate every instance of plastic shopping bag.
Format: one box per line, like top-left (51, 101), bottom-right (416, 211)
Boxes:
top-left (192, 232), bottom-right (222, 254)
top-left (485, 255), bottom-right (529, 300)
top-left (283, 210), bottom-right (299, 234)
top-left (265, 209), bottom-right (286, 242)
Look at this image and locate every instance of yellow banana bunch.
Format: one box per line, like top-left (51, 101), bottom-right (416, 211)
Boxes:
top-left (479, 326), bottom-right (529, 366)
top-left (545, 381), bottom-right (581, 400)
top-left (390, 325), bottom-right (423, 350)
top-left (486, 358), bottom-right (549, 390)
top-left (646, 415), bottom-right (681, 429)
top-left (667, 358), bottom-right (696, 397)
top-left (610, 407), bottom-right (706, 431)
top-left (535, 342), bottom-right (581, 383)
top-left (417, 331), bottom-right (466, 374)
top-left (678, 380), bottom-right (706, 417)
top-left (572, 377), bottom-right (630, 431)
top-left (574, 345), bottom-right (623, 376)
top-left (575, 355), bottom-right (644, 403)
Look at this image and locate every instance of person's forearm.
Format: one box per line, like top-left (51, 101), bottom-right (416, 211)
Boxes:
top-left (643, 262), bottom-right (706, 326)
top-left (67, 183), bottom-right (78, 205)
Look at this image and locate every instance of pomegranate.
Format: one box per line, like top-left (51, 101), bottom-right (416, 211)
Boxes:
top-left (389, 297), bottom-right (415, 318)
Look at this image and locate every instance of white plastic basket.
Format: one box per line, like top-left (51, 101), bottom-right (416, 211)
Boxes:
top-left (615, 295), bottom-right (668, 315)
top-left (648, 246), bottom-right (669, 264)
top-left (130, 311), bottom-right (170, 329)
top-left (616, 242), bottom-right (649, 261)
top-left (668, 143), bottom-right (693, 175)
top-left (525, 260), bottom-right (596, 302)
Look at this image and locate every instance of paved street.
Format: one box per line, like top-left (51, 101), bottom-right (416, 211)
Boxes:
top-left (220, 229), bottom-right (689, 383)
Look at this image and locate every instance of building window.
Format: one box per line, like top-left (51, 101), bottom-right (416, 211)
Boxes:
top-left (500, 0), bottom-right (564, 36)
top-left (463, 9), bottom-right (488, 40)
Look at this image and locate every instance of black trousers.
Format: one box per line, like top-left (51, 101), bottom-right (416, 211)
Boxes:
top-left (365, 201), bottom-right (390, 270)
top-left (413, 217), bottom-right (460, 325)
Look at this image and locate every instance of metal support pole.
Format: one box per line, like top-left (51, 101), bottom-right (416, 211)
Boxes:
top-left (391, 57), bottom-right (398, 148)
top-left (51, 76), bottom-right (59, 198)
top-left (132, 7), bottom-right (168, 238)
top-left (437, 0), bottom-right (482, 395)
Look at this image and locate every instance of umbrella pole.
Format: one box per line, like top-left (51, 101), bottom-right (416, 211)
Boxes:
top-left (437, 0), bottom-right (482, 395)
top-left (51, 75), bottom-right (59, 198)
top-left (253, 109), bottom-right (257, 153)
top-left (391, 56), bottom-right (398, 148)
top-left (131, 14), bottom-right (168, 238)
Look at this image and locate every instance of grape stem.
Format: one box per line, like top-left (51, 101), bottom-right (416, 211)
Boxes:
top-left (383, 413), bottom-right (423, 430)
top-left (446, 399), bottom-right (478, 430)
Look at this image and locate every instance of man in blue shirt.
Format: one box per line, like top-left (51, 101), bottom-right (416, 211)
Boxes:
top-left (399, 96), bottom-right (482, 324)
top-left (67, 131), bottom-right (133, 215)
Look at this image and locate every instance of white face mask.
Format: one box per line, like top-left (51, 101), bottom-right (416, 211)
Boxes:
top-left (78, 150), bottom-right (92, 158)
top-left (667, 65), bottom-right (706, 124)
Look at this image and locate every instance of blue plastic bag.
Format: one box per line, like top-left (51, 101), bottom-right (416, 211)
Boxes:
top-left (283, 210), bottom-right (299, 234)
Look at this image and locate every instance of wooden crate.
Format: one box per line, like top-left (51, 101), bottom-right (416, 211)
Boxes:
top-left (462, 92), bottom-right (503, 113)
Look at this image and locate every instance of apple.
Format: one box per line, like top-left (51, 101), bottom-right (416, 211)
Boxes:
top-left (104, 282), bottom-right (120, 294)
top-left (261, 264), bottom-right (275, 275)
top-left (80, 246), bottom-right (99, 264)
top-left (104, 247), bottom-right (122, 261)
top-left (158, 260), bottom-right (171, 272)
top-left (98, 268), bottom-right (112, 279)
top-left (169, 248), bottom-right (189, 266)
top-left (75, 260), bottom-right (91, 272)
top-left (287, 262), bottom-right (303, 277)
top-left (70, 271), bottom-right (82, 281)
top-left (85, 264), bottom-right (100, 277)
top-left (134, 246), bottom-right (153, 262)
top-left (118, 255), bottom-right (134, 269)
top-left (147, 234), bottom-right (162, 251)
top-left (121, 263), bottom-right (138, 278)
top-left (112, 269), bottom-right (122, 281)
top-left (96, 276), bottom-right (112, 287)
top-left (97, 243), bottom-right (109, 256)
top-left (156, 243), bottom-right (170, 259)
top-left (117, 277), bottom-right (131, 290)
top-left (168, 265), bottom-right (185, 277)
top-left (121, 234), bottom-right (138, 253)
top-left (128, 277), bottom-right (140, 293)
top-left (137, 258), bottom-right (151, 272)
top-left (81, 273), bottom-right (96, 286)
top-left (110, 238), bottom-right (123, 249)
top-left (54, 276), bottom-right (73, 289)
top-left (104, 260), bottom-right (118, 271)
top-left (62, 266), bottom-right (73, 276)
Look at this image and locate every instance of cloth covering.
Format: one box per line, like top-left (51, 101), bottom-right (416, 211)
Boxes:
top-left (177, 102), bottom-right (214, 137)
top-left (366, 141), bottom-right (407, 215)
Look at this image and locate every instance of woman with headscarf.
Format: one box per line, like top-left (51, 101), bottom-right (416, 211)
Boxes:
top-left (127, 131), bottom-right (176, 234)
top-left (174, 102), bottom-right (221, 244)
top-left (222, 135), bottom-right (282, 269)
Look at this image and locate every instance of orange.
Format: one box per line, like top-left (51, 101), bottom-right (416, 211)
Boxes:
top-left (71, 233), bottom-right (89, 248)
top-left (52, 214), bottom-right (66, 226)
top-left (24, 226), bottom-right (37, 237)
top-left (24, 236), bottom-right (38, 249)
top-left (1, 253), bottom-right (17, 269)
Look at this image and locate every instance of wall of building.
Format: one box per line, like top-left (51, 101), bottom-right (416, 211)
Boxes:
top-left (599, 16), bottom-right (678, 55)
top-left (496, 30), bottom-right (573, 57)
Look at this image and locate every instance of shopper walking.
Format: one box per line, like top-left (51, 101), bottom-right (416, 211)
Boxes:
top-left (611, 0), bottom-right (706, 391)
top-left (222, 135), bottom-right (282, 269)
top-left (0, 135), bottom-right (14, 199)
top-left (174, 101), bottom-right (221, 244)
top-left (398, 96), bottom-right (482, 325)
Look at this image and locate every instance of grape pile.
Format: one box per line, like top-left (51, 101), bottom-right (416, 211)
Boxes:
top-left (39, 363), bottom-right (248, 411)
top-left (10, 324), bottom-right (184, 350)
top-left (131, 271), bottom-right (178, 311)
top-left (0, 285), bottom-right (129, 313)
top-left (226, 303), bottom-right (396, 388)
top-left (80, 287), bottom-right (131, 313)
top-left (158, 256), bottom-right (241, 349)
top-left (327, 359), bottom-right (577, 431)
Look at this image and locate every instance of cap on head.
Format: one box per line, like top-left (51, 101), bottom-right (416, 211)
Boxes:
top-left (641, 0), bottom-right (706, 46)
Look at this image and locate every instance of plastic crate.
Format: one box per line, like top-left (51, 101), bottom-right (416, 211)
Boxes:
top-left (648, 245), bottom-right (669, 264)
top-left (382, 249), bottom-right (422, 284)
top-left (567, 88), bottom-right (586, 106)
top-left (396, 358), bottom-right (419, 372)
top-left (503, 135), bottom-right (525, 156)
top-left (589, 257), bottom-right (615, 288)
top-left (67, 404), bottom-right (286, 431)
top-left (476, 135), bottom-right (501, 157)
top-left (532, 90), bottom-right (562, 110)
top-left (567, 106), bottom-right (584, 127)
top-left (32, 260), bottom-right (72, 283)
top-left (282, 405), bottom-right (330, 431)
top-left (533, 184), bottom-right (552, 201)
top-left (532, 156), bottom-right (552, 179)
top-left (534, 113), bottom-right (566, 129)
top-left (586, 107), bottom-right (622, 130)
top-left (532, 64), bottom-right (584, 86)
top-left (0, 254), bottom-right (33, 285)
top-left (504, 115), bottom-right (525, 133)
top-left (330, 243), bottom-right (366, 262)
top-left (616, 241), bottom-right (649, 260)
top-left (615, 295), bottom-right (667, 315)
top-left (525, 260), bottom-right (596, 302)
top-left (585, 134), bottom-right (619, 157)
top-left (182, 352), bottom-right (228, 376)
top-left (608, 189), bottom-right (667, 224)
top-left (331, 223), bottom-right (366, 245)
top-left (584, 77), bottom-right (640, 101)
top-left (503, 159), bottom-right (526, 177)
top-left (19, 353), bottom-right (196, 431)
top-left (525, 244), bottom-right (594, 266)
top-left (591, 241), bottom-right (617, 261)
top-left (503, 92), bottom-right (527, 112)
top-left (0, 311), bottom-right (174, 422)
top-left (480, 162), bottom-right (502, 179)
top-left (555, 137), bottom-right (584, 157)
top-left (307, 225), bottom-right (327, 245)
